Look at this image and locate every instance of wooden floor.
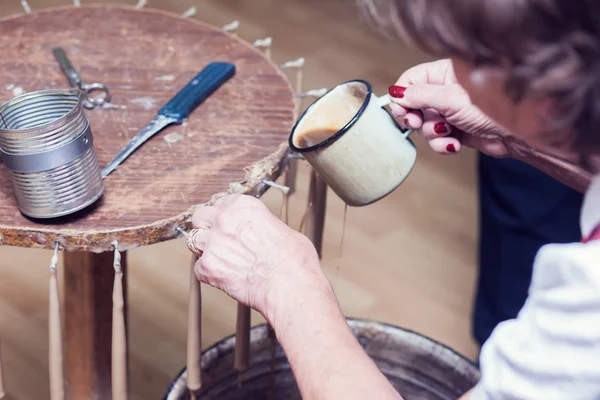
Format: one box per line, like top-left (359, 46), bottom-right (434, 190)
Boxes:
top-left (0, 0), bottom-right (480, 398)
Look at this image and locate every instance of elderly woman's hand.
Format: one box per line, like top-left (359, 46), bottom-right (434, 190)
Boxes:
top-left (189, 194), bottom-right (328, 322)
top-left (389, 59), bottom-right (508, 157)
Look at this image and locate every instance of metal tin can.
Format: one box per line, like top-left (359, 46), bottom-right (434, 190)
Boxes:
top-left (0, 88), bottom-right (104, 219)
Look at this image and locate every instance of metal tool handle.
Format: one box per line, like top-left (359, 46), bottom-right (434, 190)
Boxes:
top-left (52, 47), bottom-right (84, 88)
top-left (158, 62), bottom-right (236, 123)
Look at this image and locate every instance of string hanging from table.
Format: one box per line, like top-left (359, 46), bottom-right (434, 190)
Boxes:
top-left (0, 341), bottom-right (5, 399)
top-left (298, 202), bottom-right (313, 235)
top-left (48, 242), bottom-right (64, 400)
top-left (305, 169), bottom-right (328, 258)
top-left (111, 241), bottom-right (128, 400)
top-left (280, 57), bottom-right (307, 194)
top-left (291, 80), bottom-right (331, 257)
top-left (175, 228), bottom-right (203, 397)
top-left (340, 203), bottom-right (349, 257)
top-left (186, 254), bottom-right (202, 398)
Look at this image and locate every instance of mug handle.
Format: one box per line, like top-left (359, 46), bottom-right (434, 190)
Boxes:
top-left (376, 94), bottom-right (392, 108)
top-left (376, 94), bottom-right (413, 137)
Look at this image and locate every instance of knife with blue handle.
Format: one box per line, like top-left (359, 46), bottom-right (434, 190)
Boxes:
top-left (101, 62), bottom-right (236, 178)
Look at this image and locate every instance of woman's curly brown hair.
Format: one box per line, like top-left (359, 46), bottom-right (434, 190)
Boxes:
top-left (357, 0), bottom-right (600, 151)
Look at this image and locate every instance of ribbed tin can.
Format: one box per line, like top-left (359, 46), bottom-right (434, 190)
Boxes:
top-left (0, 88), bottom-right (104, 219)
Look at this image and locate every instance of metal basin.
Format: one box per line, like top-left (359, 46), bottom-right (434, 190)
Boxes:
top-left (164, 318), bottom-right (480, 399)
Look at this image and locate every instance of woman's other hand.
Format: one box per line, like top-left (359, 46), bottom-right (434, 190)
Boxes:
top-left (191, 197), bottom-right (403, 400)
top-left (389, 59), bottom-right (508, 157)
top-left (190, 194), bottom-right (329, 323)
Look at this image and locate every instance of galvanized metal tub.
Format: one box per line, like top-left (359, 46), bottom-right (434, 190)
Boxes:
top-left (164, 319), bottom-right (480, 399)
top-left (0, 88), bottom-right (104, 218)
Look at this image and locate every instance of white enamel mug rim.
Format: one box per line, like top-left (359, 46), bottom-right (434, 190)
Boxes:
top-left (288, 79), bottom-right (414, 153)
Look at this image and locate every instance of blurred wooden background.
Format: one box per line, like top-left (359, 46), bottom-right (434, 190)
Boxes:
top-left (0, 0), bottom-right (479, 398)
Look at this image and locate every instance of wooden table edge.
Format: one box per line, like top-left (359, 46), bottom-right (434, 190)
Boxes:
top-left (0, 142), bottom-right (291, 252)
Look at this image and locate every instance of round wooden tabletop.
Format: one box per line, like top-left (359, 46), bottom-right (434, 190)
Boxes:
top-left (0, 5), bottom-right (295, 252)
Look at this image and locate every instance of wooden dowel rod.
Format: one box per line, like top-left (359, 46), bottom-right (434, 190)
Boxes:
top-left (63, 251), bottom-right (117, 399)
top-left (186, 254), bottom-right (202, 397)
top-left (234, 303), bottom-right (251, 374)
top-left (49, 245), bottom-right (65, 400)
top-left (111, 245), bottom-right (128, 400)
top-left (305, 169), bottom-right (328, 258)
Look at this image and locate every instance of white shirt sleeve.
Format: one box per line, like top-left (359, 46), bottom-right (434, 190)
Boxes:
top-left (469, 241), bottom-right (600, 400)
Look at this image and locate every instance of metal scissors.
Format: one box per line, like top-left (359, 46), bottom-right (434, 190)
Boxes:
top-left (52, 47), bottom-right (112, 110)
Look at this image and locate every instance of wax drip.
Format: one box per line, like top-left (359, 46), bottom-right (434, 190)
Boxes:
top-left (186, 254), bottom-right (202, 398)
top-left (280, 58), bottom-right (305, 69)
top-left (340, 203), bottom-right (348, 257)
top-left (253, 37), bottom-right (273, 60)
top-left (299, 202), bottom-right (313, 234)
top-left (111, 241), bottom-right (127, 400)
top-left (49, 242), bottom-right (64, 400)
top-left (222, 20), bottom-right (240, 33)
top-left (20, 0), bottom-right (31, 14)
top-left (181, 6), bottom-right (196, 18)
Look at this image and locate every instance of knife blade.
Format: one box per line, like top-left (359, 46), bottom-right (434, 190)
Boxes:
top-left (101, 62), bottom-right (236, 178)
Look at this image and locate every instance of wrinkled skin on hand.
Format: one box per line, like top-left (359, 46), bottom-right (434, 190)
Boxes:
top-left (190, 194), bottom-right (322, 321)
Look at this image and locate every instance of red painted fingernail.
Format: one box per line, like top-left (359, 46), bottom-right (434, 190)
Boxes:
top-left (404, 119), bottom-right (411, 129)
top-left (388, 85), bottom-right (406, 98)
top-left (434, 123), bottom-right (448, 134)
top-left (446, 144), bottom-right (456, 153)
